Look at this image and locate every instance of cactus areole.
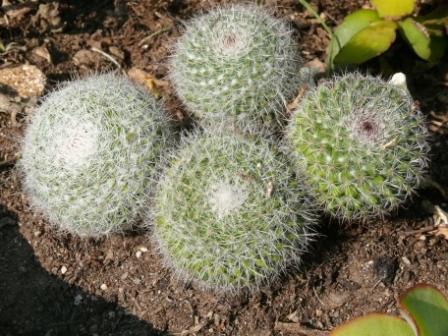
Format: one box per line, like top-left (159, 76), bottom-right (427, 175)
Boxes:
top-left (287, 73), bottom-right (429, 220)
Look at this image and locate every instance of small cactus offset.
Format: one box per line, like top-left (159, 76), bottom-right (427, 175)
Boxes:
top-left (287, 73), bottom-right (429, 220)
top-left (170, 4), bottom-right (303, 135)
top-left (151, 131), bottom-right (314, 291)
top-left (21, 73), bottom-right (173, 236)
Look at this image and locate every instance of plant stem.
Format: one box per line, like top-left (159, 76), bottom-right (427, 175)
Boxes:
top-left (296, 0), bottom-right (334, 39)
top-left (297, 0), bottom-right (337, 71)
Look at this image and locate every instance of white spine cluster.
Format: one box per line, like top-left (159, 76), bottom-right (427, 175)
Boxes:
top-left (150, 131), bottom-right (315, 291)
top-left (170, 4), bottom-right (303, 136)
top-left (21, 73), bottom-right (173, 236)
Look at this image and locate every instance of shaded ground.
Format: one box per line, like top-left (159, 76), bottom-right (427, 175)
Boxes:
top-left (0, 205), bottom-right (164, 335)
top-left (1, 0), bottom-right (448, 335)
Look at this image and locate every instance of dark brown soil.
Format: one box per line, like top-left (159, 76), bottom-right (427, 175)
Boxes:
top-left (1, 1), bottom-right (448, 335)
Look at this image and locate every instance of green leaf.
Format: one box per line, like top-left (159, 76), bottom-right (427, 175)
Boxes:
top-left (330, 314), bottom-right (415, 336)
top-left (334, 20), bottom-right (397, 65)
top-left (371, 0), bottom-right (416, 19)
top-left (327, 9), bottom-right (381, 66)
top-left (399, 18), bottom-right (447, 62)
top-left (398, 18), bottom-right (431, 59)
top-left (400, 285), bottom-right (448, 336)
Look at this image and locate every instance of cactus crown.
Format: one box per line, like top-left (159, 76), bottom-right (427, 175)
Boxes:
top-left (287, 73), bottom-right (429, 220)
top-left (170, 4), bottom-right (303, 135)
top-left (151, 131), bottom-right (314, 291)
top-left (21, 73), bottom-right (173, 236)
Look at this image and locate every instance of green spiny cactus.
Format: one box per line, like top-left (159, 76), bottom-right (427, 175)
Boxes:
top-left (20, 73), bottom-right (173, 236)
top-left (170, 4), bottom-right (303, 135)
top-left (151, 131), bottom-right (314, 291)
top-left (287, 73), bottom-right (429, 220)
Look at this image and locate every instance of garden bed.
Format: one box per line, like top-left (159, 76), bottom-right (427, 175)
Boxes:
top-left (1, 0), bottom-right (447, 335)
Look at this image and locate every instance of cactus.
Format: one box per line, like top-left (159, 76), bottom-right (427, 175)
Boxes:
top-left (287, 73), bottom-right (429, 220)
top-left (20, 73), bottom-right (173, 236)
top-left (170, 4), bottom-right (303, 135)
top-left (151, 131), bottom-right (314, 291)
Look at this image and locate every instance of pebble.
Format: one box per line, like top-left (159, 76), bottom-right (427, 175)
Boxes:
top-left (373, 256), bottom-right (398, 284)
top-left (60, 265), bottom-right (67, 274)
top-left (135, 251), bottom-right (142, 258)
top-left (74, 294), bottom-right (83, 305)
top-left (401, 256), bottom-right (411, 266)
top-left (0, 65), bottom-right (46, 98)
top-left (100, 283), bottom-right (108, 291)
top-left (31, 46), bottom-right (52, 64)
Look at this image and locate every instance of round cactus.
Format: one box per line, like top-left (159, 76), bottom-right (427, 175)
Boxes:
top-left (287, 73), bottom-right (429, 220)
top-left (151, 131), bottom-right (314, 291)
top-left (170, 4), bottom-right (303, 135)
top-left (21, 73), bottom-right (173, 236)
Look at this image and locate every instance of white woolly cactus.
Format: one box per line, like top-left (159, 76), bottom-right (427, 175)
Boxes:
top-left (151, 131), bottom-right (314, 291)
top-left (170, 4), bottom-right (303, 135)
top-left (21, 73), bottom-right (173, 236)
top-left (287, 73), bottom-right (430, 220)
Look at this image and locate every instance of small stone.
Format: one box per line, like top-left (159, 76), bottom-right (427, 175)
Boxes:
top-left (286, 310), bottom-right (299, 323)
top-left (401, 256), bottom-right (411, 266)
top-left (104, 249), bottom-right (114, 262)
top-left (74, 294), bottom-right (83, 305)
top-left (100, 283), bottom-right (108, 291)
top-left (373, 256), bottom-right (398, 285)
top-left (32, 46), bottom-right (52, 64)
top-left (108, 46), bottom-right (124, 60)
top-left (73, 49), bottom-right (101, 67)
top-left (121, 272), bottom-right (128, 280)
top-left (0, 65), bottom-right (46, 98)
top-left (135, 251), bottom-right (142, 258)
top-left (139, 246), bottom-right (148, 252)
top-left (60, 266), bottom-right (67, 274)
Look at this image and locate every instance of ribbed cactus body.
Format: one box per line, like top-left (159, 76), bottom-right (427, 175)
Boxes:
top-left (152, 132), bottom-right (314, 291)
top-left (287, 73), bottom-right (429, 220)
top-left (21, 73), bottom-right (173, 236)
top-left (170, 5), bottom-right (302, 135)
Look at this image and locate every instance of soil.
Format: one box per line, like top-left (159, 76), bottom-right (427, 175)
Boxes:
top-left (1, 0), bottom-right (448, 335)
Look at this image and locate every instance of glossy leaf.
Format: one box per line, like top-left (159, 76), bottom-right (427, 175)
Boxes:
top-left (330, 314), bottom-right (415, 336)
top-left (398, 18), bottom-right (432, 60)
top-left (326, 9), bottom-right (380, 66)
top-left (400, 285), bottom-right (448, 336)
top-left (334, 20), bottom-right (397, 64)
top-left (399, 18), bottom-right (447, 62)
top-left (371, 0), bottom-right (416, 19)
